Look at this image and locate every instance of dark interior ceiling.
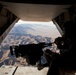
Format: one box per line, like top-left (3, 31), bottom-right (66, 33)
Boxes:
top-left (0, 0), bottom-right (75, 5)
top-left (0, 1), bottom-right (72, 22)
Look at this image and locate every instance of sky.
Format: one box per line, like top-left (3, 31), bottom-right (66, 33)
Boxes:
top-left (16, 20), bottom-right (54, 26)
top-left (15, 20), bottom-right (61, 39)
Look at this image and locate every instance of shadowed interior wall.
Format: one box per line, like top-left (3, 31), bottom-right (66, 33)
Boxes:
top-left (0, 3), bottom-right (19, 44)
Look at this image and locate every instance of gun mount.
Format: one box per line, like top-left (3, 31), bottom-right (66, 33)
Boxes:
top-left (10, 42), bottom-right (52, 65)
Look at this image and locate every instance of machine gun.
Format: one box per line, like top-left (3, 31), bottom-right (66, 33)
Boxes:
top-left (10, 42), bottom-right (52, 65)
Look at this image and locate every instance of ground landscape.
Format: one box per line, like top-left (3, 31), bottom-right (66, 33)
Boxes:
top-left (0, 22), bottom-right (60, 67)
